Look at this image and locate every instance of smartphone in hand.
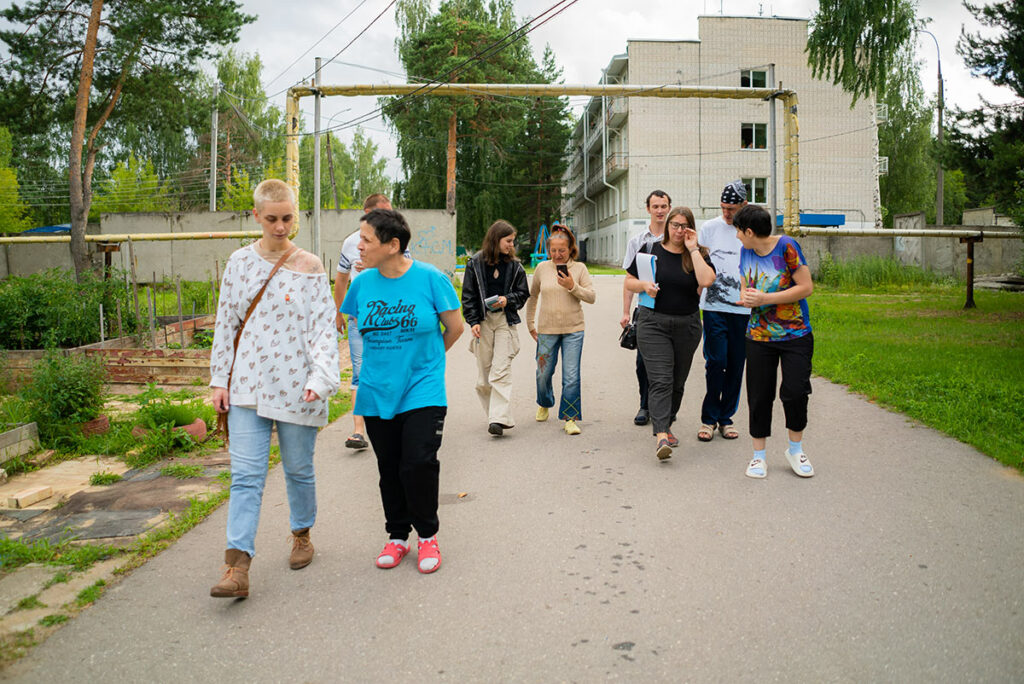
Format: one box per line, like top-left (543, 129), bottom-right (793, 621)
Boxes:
top-left (556, 264), bottom-right (569, 277)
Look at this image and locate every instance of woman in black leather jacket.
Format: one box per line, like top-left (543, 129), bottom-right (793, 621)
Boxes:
top-left (461, 220), bottom-right (530, 437)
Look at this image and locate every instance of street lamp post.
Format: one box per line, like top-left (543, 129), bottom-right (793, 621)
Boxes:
top-left (919, 29), bottom-right (944, 226)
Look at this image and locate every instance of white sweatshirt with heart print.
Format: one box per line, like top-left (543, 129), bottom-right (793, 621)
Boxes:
top-left (210, 244), bottom-right (340, 427)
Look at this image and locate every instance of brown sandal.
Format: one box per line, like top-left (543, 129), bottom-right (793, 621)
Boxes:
top-left (697, 424), bottom-right (715, 442)
top-left (718, 424), bottom-right (739, 440)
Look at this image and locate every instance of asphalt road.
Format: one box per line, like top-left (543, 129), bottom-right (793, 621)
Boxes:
top-left (7, 275), bottom-right (1024, 682)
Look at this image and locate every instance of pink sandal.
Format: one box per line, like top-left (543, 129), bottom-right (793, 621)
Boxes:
top-left (375, 541), bottom-right (409, 569)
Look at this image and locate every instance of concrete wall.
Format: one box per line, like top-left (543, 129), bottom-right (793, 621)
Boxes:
top-left (1, 224), bottom-right (103, 279)
top-left (1, 209), bottom-right (456, 283)
top-left (894, 211), bottom-right (1022, 277)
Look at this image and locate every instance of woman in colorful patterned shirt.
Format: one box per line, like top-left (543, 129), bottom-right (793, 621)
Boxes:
top-left (734, 204), bottom-right (816, 480)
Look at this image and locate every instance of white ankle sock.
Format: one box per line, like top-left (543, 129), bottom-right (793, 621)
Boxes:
top-left (378, 539), bottom-right (408, 565)
top-left (418, 536), bottom-right (439, 571)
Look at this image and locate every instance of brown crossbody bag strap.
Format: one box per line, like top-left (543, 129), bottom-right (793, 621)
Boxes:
top-left (216, 246), bottom-right (298, 443)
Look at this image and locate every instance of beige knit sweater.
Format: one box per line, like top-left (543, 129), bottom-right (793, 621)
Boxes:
top-left (525, 260), bottom-right (596, 334)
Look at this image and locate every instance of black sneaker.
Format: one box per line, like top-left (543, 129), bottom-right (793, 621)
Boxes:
top-left (488, 423), bottom-right (504, 436)
top-left (633, 408), bottom-right (649, 426)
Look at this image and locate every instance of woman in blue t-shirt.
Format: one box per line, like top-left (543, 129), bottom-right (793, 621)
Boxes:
top-left (734, 204), bottom-right (815, 480)
top-left (626, 206), bottom-right (716, 461)
top-left (340, 209), bottom-right (464, 574)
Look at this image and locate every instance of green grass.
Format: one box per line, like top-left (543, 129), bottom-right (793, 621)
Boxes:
top-left (0, 537), bottom-right (119, 572)
top-left (812, 285), bottom-right (1024, 469)
top-left (89, 471), bottom-right (122, 486)
top-left (74, 580), bottom-right (106, 608)
top-left (38, 614), bottom-right (68, 627)
top-left (160, 463), bottom-right (204, 479)
top-left (43, 571), bottom-right (70, 588)
top-left (15, 595), bottom-right (45, 611)
top-left (0, 629), bottom-right (36, 665)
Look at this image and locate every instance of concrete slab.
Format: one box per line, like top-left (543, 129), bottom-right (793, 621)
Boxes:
top-left (20, 509), bottom-right (164, 544)
top-left (0, 510), bottom-right (47, 523)
top-left (0, 565), bottom-right (57, 615)
top-left (0, 456), bottom-right (130, 513)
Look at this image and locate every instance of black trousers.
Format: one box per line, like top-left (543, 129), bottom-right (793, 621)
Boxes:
top-left (364, 406), bottom-right (447, 540)
top-left (744, 334), bottom-right (813, 439)
top-left (636, 308), bottom-right (703, 434)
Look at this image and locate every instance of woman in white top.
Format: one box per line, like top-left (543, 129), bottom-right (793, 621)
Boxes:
top-left (208, 179), bottom-right (340, 599)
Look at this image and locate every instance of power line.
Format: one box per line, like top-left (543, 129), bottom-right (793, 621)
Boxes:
top-left (262, 0), bottom-right (374, 89)
top-left (315, 0), bottom-right (580, 136)
top-left (264, 0), bottom-right (399, 101)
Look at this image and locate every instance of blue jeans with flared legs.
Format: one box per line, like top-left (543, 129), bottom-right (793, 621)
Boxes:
top-left (535, 331), bottom-right (584, 420)
top-left (225, 406), bottom-right (318, 556)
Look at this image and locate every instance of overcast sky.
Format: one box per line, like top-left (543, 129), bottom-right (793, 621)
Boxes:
top-left (2, 0), bottom-right (1018, 181)
top-left (229, 0), bottom-right (1016, 180)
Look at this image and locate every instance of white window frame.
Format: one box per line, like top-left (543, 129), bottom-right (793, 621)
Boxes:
top-left (741, 177), bottom-right (768, 204)
top-left (740, 123), bottom-right (767, 150)
top-left (741, 69), bottom-right (767, 88)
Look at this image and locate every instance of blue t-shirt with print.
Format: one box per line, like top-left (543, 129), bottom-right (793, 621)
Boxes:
top-left (340, 260), bottom-right (460, 419)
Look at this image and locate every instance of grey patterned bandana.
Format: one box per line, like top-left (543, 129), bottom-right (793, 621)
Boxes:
top-left (720, 180), bottom-right (747, 204)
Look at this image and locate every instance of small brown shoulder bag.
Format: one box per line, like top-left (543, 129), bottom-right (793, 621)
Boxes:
top-left (216, 247), bottom-right (297, 444)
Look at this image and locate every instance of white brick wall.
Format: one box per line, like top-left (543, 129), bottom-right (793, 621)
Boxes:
top-left (563, 15), bottom-right (879, 264)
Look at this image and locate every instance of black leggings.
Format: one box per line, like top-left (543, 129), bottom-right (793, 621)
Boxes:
top-left (744, 334), bottom-right (813, 439)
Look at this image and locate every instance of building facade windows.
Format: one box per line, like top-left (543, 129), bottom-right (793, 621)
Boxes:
top-left (741, 177), bottom-right (767, 204)
top-left (741, 123), bottom-right (767, 149)
top-left (741, 69), bottom-right (767, 88)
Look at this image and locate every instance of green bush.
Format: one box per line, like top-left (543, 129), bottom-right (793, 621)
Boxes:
top-left (20, 351), bottom-right (107, 439)
top-left (0, 269), bottom-right (136, 349)
top-left (135, 386), bottom-right (215, 430)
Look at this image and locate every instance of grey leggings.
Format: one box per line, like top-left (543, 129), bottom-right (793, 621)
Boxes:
top-left (636, 307), bottom-right (703, 434)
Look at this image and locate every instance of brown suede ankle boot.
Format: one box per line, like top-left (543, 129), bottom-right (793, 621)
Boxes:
top-left (210, 549), bottom-right (251, 598)
top-left (290, 528), bottom-right (314, 569)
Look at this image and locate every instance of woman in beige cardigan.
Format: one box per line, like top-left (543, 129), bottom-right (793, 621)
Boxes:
top-left (525, 225), bottom-right (596, 435)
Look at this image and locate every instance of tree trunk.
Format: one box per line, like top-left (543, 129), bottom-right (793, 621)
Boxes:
top-left (445, 111), bottom-right (457, 215)
top-left (68, 0), bottom-right (104, 281)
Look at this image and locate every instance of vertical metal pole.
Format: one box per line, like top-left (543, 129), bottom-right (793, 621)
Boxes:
top-left (127, 237), bottom-right (140, 329)
top-left (313, 57), bottom-right (322, 258)
top-left (147, 287), bottom-right (157, 348)
top-left (286, 92), bottom-right (301, 236)
top-left (961, 236), bottom-right (978, 309)
top-left (209, 82), bottom-right (219, 212)
top-left (768, 64), bottom-right (778, 230)
top-left (936, 58), bottom-right (944, 226)
top-left (176, 276), bottom-right (185, 346)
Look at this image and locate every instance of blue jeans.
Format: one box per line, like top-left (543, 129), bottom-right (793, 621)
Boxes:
top-left (700, 310), bottom-right (750, 427)
top-left (225, 406), bottom-right (318, 557)
top-left (347, 316), bottom-right (363, 389)
top-left (536, 331), bottom-right (584, 420)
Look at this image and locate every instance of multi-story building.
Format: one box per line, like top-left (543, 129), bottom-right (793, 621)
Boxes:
top-left (561, 14), bottom-right (879, 265)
